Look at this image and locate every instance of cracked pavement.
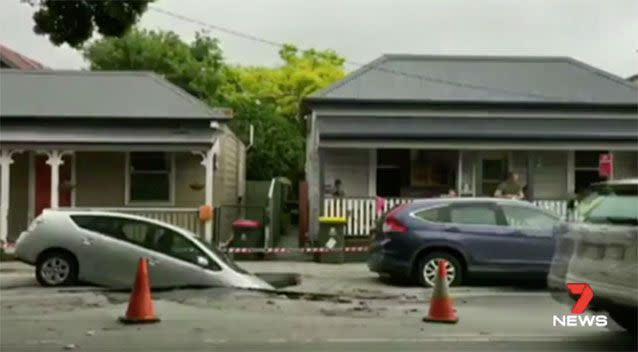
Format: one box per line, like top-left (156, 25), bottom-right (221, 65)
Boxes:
top-left (1, 261), bottom-right (636, 351)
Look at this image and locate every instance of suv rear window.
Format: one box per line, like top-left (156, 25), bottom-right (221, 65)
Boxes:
top-left (578, 183), bottom-right (638, 226)
top-left (413, 206), bottom-right (449, 223)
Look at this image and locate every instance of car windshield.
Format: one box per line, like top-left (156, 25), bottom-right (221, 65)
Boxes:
top-left (579, 183), bottom-right (638, 226)
top-left (188, 233), bottom-right (250, 274)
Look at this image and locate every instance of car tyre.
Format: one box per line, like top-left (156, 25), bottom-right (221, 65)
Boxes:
top-left (608, 307), bottom-right (637, 334)
top-left (417, 251), bottom-right (463, 288)
top-left (35, 251), bottom-right (78, 287)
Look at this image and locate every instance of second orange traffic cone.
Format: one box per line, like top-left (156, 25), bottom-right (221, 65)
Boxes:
top-left (422, 259), bottom-right (458, 324)
top-left (119, 257), bottom-right (160, 324)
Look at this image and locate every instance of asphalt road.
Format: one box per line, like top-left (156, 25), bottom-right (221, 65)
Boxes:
top-left (1, 261), bottom-right (636, 351)
top-left (2, 331), bottom-right (636, 352)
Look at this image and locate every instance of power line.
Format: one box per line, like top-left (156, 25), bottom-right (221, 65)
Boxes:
top-left (149, 6), bottom-right (570, 101)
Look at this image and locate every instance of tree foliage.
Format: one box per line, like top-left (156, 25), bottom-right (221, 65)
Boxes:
top-left (27, 0), bottom-right (153, 48)
top-left (84, 28), bottom-right (225, 102)
top-left (83, 29), bottom-right (345, 181)
top-left (225, 44), bottom-right (345, 121)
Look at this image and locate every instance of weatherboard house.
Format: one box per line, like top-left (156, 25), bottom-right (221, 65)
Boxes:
top-left (301, 54), bottom-right (638, 238)
top-left (0, 45), bottom-right (247, 247)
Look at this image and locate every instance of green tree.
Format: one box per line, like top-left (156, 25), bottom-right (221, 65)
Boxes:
top-left (83, 29), bottom-right (345, 181)
top-left (25, 0), bottom-right (153, 48)
top-left (225, 95), bottom-right (305, 181)
top-left (227, 44), bottom-right (345, 121)
top-left (84, 28), bottom-right (225, 102)
top-left (219, 45), bottom-right (345, 180)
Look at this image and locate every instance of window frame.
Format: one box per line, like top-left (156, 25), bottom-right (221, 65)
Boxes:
top-left (498, 204), bottom-right (560, 231)
top-left (71, 214), bottom-right (222, 271)
top-left (409, 204), bottom-right (451, 224)
top-left (146, 226), bottom-right (222, 271)
top-left (70, 215), bottom-right (150, 246)
top-left (447, 202), bottom-right (507, 227)
top-left (125, 152), bottom-right (176, 206)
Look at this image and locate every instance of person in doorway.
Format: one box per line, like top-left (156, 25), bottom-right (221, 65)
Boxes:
top-left (332, 179), bottom-right (345, 197)
top-left (494, 172), bottom-right (525, 200)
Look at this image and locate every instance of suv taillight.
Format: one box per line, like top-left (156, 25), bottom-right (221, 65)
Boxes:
top-left (383, 216), bottom-right (407, 233)
top-left (382, 204), bottom-right (408, 234)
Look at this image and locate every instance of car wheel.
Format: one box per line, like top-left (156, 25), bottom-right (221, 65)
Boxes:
top-left (608, 307), bottom-right (637, 334)
top-left (417, 252), bottom-right (463, 288)
top-left (36, 251), bottom-right (78, 287)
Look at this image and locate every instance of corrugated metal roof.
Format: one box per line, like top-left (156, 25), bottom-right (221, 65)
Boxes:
top-left (318, 115), bottom-right (638, 141)
top-left (0, 125), bottom-right (218, 145)
top-left (0, 70), bottom-right (232, 119)
top-left (310, 55), bottom-right (638, 104)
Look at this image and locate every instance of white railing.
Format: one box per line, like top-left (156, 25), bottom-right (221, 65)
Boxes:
top-left (323, 197), bottom-right (413, 237)
top-left (60, 207), bottom-right (203, 236)
top-left (531, 200), bottom-right (573, 221)
top-left (323, 197), bottom-right (574, 236)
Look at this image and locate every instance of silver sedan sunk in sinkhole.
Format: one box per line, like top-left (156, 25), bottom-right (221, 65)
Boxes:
top-left (13, 209), bottom-right (273, 290)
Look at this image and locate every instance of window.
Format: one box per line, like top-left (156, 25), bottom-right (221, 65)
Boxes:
top-left (580, 183), bottom-right (638, 226)
top-left (120, 220), bottom-right (149, 245)
top-left (71, 214), bottom-right (221, 270)
top-left (71, 215), bottom-right (149, 245)
top-left (128, 152), bottom-right (173, 203)
top-left (190, 234), bottom-right (246, 273)
top-left (413, 206), bottom-right (449, 223)
top-left (501, 205), bottom-right (558, 231)
top-left (145, 227), bottom-right (220, 269)
top-left (450, 205), bottom-right (498, 225)
top-left (71, 215), bottom-right (118, 236)
top-left (410, 150), bottom-right (456, 188)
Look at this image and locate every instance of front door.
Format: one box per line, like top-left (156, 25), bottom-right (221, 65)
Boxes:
top-left (35, 155), bottom-right (73, 215)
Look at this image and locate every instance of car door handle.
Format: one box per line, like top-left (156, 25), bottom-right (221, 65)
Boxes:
top-left (82, 238), bottom-right (94, 246)
top-left (444, 226), bottom-right (460, 233)
top-left (147, 258), bottom-right (160, 266)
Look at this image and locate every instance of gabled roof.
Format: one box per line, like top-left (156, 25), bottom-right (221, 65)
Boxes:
top-left (0, 44), bottom-right (46, 70)
top-left (308, 55), bottom-right (638, 105)
top-left (0, 70), bottom-right (232, 119)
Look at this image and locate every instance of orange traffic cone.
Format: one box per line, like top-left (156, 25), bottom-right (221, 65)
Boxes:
top-left (422, 259), bottom-right (458, 324)
top-left (119, 258), bottom-right (160, 324)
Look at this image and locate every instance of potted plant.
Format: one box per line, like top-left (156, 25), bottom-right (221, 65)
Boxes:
top-left (59, 180), bottom-right (75, 192)
top-left (189, 182), bottom-right (205, 191)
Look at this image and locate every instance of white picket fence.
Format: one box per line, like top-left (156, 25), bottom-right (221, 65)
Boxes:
top-left (323, 197), bottom-right (574, 237)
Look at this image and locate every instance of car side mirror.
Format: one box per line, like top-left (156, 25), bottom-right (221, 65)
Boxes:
top-left (196, 256), bottom-right (209, 268)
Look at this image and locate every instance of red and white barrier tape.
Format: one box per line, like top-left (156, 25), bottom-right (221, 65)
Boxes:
top-left (1, 242), bottom-right (16, 254)
top-left (224, 246), bottom-right (369, 254)
top-left (1, 242), bottom-right (369, 255)
top-left (1, 242), bottom-right (15, 249)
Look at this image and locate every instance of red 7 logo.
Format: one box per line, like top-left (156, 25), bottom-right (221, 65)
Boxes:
top-left (566, 283), bottom-right (594, 314)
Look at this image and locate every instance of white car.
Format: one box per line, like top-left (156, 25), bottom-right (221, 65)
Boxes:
top-left (547, 179), bottom-right (638, 333)
top-left (14, 209), bottom-right (273, 291)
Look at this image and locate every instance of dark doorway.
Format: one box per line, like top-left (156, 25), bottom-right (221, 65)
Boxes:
top-left (377, 167), bottom-right (402, 197)
top-left (574, 151), bottom-right (607, 195)
top-left (376, 149), bottom-right (410, 197)
top-left (481, 157), bottom-right (509, 196)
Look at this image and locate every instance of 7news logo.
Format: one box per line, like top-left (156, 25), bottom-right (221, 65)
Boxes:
top-left (552, 283), bottom-right (608, 328)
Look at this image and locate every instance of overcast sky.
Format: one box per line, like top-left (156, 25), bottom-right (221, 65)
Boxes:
top-left (1, 0), bottom-right (636, 77)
